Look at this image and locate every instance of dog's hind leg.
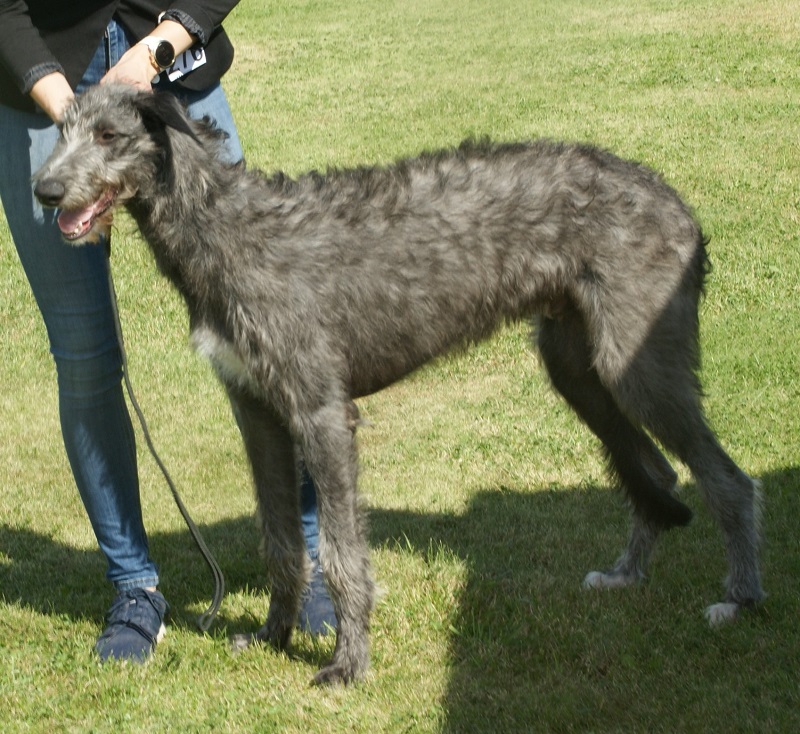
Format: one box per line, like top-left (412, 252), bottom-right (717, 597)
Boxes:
top-left (537, 311), bottom-right (688, 588)
top-left (612, 363), bottom-right (764, 624)
top-left (294, 399), bottom-right (374, 686)
top-left (226, 388), bottom-right (308, 653)
top-left (592, 288), bottom-right (764, 623)
top-left (685, 445), bottom-right (762, 625)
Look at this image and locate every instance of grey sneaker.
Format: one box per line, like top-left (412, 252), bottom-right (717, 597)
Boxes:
top-left (94, 588), bottom-right (168, 663)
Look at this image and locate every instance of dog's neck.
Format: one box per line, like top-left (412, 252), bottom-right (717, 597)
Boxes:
top-left (126, 121), bottom-right (300, 335)
top-left (126, 130), bottom-right (236, 308)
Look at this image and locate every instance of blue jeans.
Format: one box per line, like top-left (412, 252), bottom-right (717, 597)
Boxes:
top-left (0, 20), bottom-right (318, 590)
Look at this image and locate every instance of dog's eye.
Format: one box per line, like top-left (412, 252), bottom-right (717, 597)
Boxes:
top-left (96, 129), bottom-right (117, 144)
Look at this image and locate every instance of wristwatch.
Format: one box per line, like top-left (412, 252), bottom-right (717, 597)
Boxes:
top-left (138, 36), bottom-right (177, 72)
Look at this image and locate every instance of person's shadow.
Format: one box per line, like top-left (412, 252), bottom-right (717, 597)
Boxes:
top-left (0, 513), bottom-right (261, 625)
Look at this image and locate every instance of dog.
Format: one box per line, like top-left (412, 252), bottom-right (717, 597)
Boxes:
top-left (33, 84), bottom-right (764, 684)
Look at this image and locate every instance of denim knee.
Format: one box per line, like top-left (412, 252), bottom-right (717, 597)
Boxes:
top-left (53, 339), bottom-right (124, 405)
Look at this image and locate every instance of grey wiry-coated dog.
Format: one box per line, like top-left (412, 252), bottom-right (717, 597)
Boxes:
top-left (34, 84), bottom-right (763, 684)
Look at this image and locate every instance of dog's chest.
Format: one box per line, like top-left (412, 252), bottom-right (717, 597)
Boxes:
top-left (190, 325), bottom-right (259, 392)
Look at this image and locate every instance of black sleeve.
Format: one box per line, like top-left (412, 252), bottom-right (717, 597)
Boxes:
top-left (139, 1), bottom-right (241, 46)
top-left (0, 1), bottom-right (64, 94)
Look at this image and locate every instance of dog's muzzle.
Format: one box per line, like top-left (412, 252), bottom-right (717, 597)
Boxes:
top-left (34, 178), bottom-right (118, 243)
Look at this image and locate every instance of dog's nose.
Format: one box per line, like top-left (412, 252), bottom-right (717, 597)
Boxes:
top-left (34, 179), bottom-right (66, 208)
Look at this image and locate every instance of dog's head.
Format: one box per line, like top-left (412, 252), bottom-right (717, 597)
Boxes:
top-left (32, 84), bottom-right (200, 244)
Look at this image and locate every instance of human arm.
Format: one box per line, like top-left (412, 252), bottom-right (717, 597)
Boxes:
top-left (101, 19), bottom-right (194, 91)
top-left (0, 2), bottom-right (241, 117)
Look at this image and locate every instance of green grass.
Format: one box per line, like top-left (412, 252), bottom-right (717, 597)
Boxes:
top-left (1, 0), bottom-right (799, 731)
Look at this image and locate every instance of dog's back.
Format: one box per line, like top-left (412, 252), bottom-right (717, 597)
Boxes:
top-left (230, 139), bottom-right (704, 397)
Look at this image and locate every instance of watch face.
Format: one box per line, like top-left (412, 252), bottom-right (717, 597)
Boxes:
top-left (154, 41), bottom-right (175, 69)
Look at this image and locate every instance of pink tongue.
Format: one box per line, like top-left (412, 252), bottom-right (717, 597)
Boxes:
top-left (57, 206), bottom-right (95, 237)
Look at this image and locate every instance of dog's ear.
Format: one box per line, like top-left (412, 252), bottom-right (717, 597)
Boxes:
top-left (132, 91), bottom-right (201, 144)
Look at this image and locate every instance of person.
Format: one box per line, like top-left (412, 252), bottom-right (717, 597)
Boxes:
top-left (0, 0), bottom-right (335, 663)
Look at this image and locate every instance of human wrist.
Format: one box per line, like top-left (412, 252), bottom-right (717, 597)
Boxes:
top-left (147, 19), bottom-right (195, 57)
top-left (136, 20), bottom-right (195, 73)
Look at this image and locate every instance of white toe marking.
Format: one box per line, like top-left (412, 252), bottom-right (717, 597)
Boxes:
top-left (230, 633), bottom-right (256, 653)
top-left (582, 570), bottom-right (638, 590)
top-left (705, 602), bottom-right (739, 626)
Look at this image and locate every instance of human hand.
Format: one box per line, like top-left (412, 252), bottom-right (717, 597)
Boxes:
top-left (100, 43), bottom-right (159, 91)
top-left (29, 72), bottom-right (74, 123)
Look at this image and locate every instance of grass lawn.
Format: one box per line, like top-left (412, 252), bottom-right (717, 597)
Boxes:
top-left (1, 0), bottom-right (798, 731)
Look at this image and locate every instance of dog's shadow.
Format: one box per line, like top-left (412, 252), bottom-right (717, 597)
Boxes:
top-left (2, 465), bottom-right (797, 728)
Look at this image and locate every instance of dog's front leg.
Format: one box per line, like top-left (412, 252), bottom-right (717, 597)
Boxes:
top-left (297, 401), bottom-right (375, 686)
top-left (227, 388), bottom-right (307, 653)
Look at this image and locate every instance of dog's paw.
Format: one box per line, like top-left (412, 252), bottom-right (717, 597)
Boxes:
top-left (229, 632), bottom-right (257, 654)
top-left (582, 570), bottom-right (639, 590)
top-left (312, 662), bottom-right (362, 687)
top-left (704, 602), bottom-right (739, 626)
top-left (229, 618), bottom-right (294, 655)
top-left (312, 641), bottom-right (369, 686)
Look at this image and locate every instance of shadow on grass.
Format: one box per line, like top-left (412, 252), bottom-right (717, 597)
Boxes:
top-left (369, 465), bottom-right (800, 733)
top-left (1, 465), bottom-right (797, 731)
top-left (0, 514), bottom-right (263, 625)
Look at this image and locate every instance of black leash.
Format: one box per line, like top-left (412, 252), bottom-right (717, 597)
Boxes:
top-left (104, 250), bottom-right (225, 632)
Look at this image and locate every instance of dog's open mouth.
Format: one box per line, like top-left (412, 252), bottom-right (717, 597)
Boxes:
top-left (57, 189), bottom-right (117, 242)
